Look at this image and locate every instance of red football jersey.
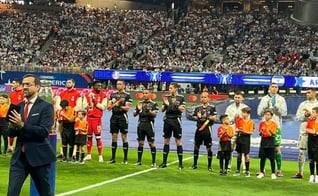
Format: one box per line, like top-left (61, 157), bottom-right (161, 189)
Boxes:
top-left (85, 89), bottom-right (107, 118)
top-left (60, 88), bottom-right (81, 108)
top-left (10, 89), bottom-right (24, 105)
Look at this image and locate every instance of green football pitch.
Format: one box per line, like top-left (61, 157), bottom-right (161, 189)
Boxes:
top-left (0, 147), bottom-right (316, 196)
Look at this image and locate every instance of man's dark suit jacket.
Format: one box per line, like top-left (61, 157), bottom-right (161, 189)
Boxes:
top-left (8, 97), bottom-right (56, 167)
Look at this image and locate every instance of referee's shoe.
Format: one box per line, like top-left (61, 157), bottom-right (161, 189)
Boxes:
top-left (158, 162), bottom-right (167, 168)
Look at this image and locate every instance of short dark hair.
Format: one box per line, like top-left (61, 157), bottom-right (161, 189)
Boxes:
top-left (117, 80), bottom-right (125, 84)
top-left (312, 107), bottom-right (318, 114)
top-left (60, 99), bottom-right (69, 108)
top-left (234, 91), bottom-right (243, 96)
top-left (12, 78), bottom-right (22, 84)
top-left (241, 107), bottom-right (251, 114)
top-left (78, 110), bottom-right (86, 117)
top-left (306, 88), bottom-right (316, 92)
top-left (92, 80), bottom-right (102, 86)
top-left (23, 74), bottom-right (41, 86)
top-left (66, 78), bottom-right (75, 84)
top-left (263, 109), bottom-right (273, 116)
top-left (0, 94), bottom-right (8, 99)
top-left (170, 82), bottom-right (179, 89)
top-left (220, 114), bottom-right (228, 123)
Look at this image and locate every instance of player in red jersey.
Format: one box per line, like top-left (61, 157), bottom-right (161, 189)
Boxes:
top-left (84, 80), bottom-right (107, 162)
top-left (8, 78), bottom-right (24, 153)
top-left (9, 78), bottom-right (24, 105)
top-left (56, 79), bottom-right (83, 110)
top-left (54, 79), bottom-right (86, 159)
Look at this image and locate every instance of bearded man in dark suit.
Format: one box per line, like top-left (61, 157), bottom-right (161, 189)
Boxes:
top-left (7, 73), bottom-right (56, 196)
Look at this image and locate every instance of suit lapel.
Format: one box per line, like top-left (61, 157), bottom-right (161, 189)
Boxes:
top-left (25, 97), bottom-right (41, 121)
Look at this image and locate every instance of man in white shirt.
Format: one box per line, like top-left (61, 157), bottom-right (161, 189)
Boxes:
top-left (293, 88), bottom-right (318, 179)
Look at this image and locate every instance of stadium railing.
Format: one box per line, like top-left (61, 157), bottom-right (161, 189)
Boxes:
top-left (1, 63), bottom-right (93, 74)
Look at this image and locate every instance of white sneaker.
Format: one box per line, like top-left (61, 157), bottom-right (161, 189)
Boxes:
top-left (121, 160), bottom-right (128, 165)
top-left (271, 173), bottom-right (277, 180)
top-left (315, 175), bottom-right (318, 183)
top-left (309, 175), bottom-right (315, 183)
top-left (233, 170), bottom-right (240, 176)
top-left (84, 154), bottom-right (92, 161)
top-left (257, 172), bottom-right (264, 179)
top-left (98, 155), bottom-right (104, 163)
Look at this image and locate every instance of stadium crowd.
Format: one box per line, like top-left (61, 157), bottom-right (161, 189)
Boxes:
top-left (2, 5), bottom-right (318, 194)
top-left (0, 3), bottom-right (318, 76)
top-left (39, 6), bottom-right (167, 72)
top-left (0, 10), bottom-right (59, 69)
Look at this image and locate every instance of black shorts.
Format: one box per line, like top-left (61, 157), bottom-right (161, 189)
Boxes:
top-left (235, 134), bottom-right (251, 154)
top-left (258, 147), bottom-right (275, 160)
top-left (219, 141), bottom-right (232, 152)
top-left (308, 148), bottom-right (318, 161)
top-left (194, 129), bottom-right (212, 147)
top-left (137, 121), bottom-right (155, 142)
top-left (61, 127), bottom-right (75, 146)
top-left (217, 151), bottom-right (231, 160)
top-left (308, 135), bottom-right (318, 161)
top-left (110, 114), bottom-right (128, 134)
top-left (74, 135), bottom-right (87, 146)
top-left (0, 126), bottom-right (8, 137)
top-left (163, 118), bottom-right (182, 139)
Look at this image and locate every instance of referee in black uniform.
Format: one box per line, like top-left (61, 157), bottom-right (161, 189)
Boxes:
top-left (191, 91), bottom-right (217, 171)
top-left (108, 80), bottom-right (133, 164)
top-left (133, 89), bottom-right (159, 167)
top-left (158, 83), bottom-right (186, 170)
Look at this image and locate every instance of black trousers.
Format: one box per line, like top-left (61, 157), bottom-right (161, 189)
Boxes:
top-left (7, 153), bottom-right (53, 196)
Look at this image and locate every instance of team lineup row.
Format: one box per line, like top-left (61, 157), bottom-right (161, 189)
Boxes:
top-left (43, 81), bottom-right (317, 181)
top-left (3, 76), bottom-right (318, 195)
top-left (50, 80), bottom-right (317, 183)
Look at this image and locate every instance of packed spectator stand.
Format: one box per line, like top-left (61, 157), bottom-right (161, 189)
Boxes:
top-left (0, 2), bottom-right (318, 78)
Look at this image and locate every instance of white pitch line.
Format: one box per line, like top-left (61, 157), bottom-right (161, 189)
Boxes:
top-left (56, 156), bottom-right (194, 196)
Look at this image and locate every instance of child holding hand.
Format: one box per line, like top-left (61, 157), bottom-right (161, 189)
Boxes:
top-left (217, 114), bottom-right (234, 176)
top-left (257, 109), bottom-right (278, 180)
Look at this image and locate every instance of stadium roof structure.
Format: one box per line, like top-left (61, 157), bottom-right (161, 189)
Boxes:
top-left (291, 0), bottom-right (318, 26)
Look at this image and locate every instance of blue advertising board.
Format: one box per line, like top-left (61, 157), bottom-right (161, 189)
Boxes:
top-left (297, 77), bottom-right (318, 88)
top-left (2, 70), bottom-right (316, 89)
top-left (94, 69), bottom-right (316, 88)
top-left (0, 71), bottom-right (93, 90)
